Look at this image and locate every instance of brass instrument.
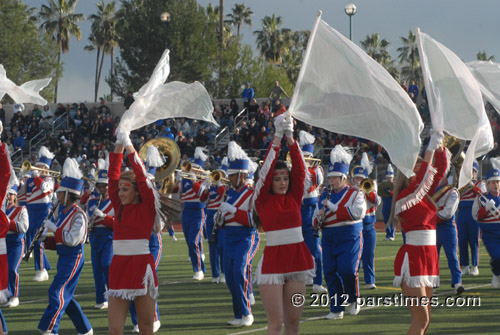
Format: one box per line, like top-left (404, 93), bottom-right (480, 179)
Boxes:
top-left (138, 137), bottom-right (181, 193)
top-left (443, 134), bottom-right (466, 179)
top-left (17, 160), bottom-right (61, 176)
top-left (313, 186), bottom-right (333, 237)
top-left (209, 191), bottom-right (228, 244)
top-left (209, 170), bottom-right (229, 184)
top-left (175, 160), bottom-right (209, 181)
top-left (286, 152), bottom-right (321, 167)
top-left (359, 178), bottom-right (375, 194)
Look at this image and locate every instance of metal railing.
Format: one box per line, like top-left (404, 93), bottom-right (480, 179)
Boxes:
top-left (10, 148), bottom-right (23, 167)
top-left (213, 126), bottom-right (229, 150)
top-left (52, 112), bottom-right (68, 133)
top-left (28, 130), bottom-right (46, 159)
top-left (234, 107), bottom-right (248, 129)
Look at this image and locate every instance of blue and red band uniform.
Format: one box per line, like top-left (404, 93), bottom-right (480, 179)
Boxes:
top-left (205, 181), bottom-right (226, 279)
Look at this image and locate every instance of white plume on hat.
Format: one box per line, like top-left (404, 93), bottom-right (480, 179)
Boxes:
top-left (194, 146), bottom-right (208, 161)
top-left (299, 130), bottom-right (315, 146)
top-left (97, 158), bottom-right (106, 170)
top-left (146, 145), bottom-right (165, 168)
top-left (387, 163), bottom-right (394, 175)
top-left (329, 145), bottom-right (353, 165)
top-left (248, 159), bottom-right (258, 174)
top-left (38, 146), bottom-right (54, 160)
top-left (360, 152), bottom-right (373, 175)
top-left (221, 156), bottom-right (228, 167)
top-left (228, 141), bottom-right (250, 161)
top-left (490, 157), bottom-right (500, 170)
top-left (62, 158), bottom-right (83, 179)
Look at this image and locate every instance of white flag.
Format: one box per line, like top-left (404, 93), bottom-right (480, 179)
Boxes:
top-left (288, 12), bottom-right (423, 178)
top-left (116, 49), bottom-right (217, 134)
top-left (0, 65), bottom-right (51, 105)
top-left (416, 29), bottom-right (493, 188)
top-left (466, 61), bottom-right (500, 114)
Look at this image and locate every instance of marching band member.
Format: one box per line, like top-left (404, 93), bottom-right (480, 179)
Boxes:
top-left (315, 145), bottom-right (366, 320)
top-left (205, 159), bottom-right (228, 284)
top-left (391, 131), bottom-right (447, 335)
top-left (107, 132), bottom-right (178, 335)
top-left (130, 144), bottom-right (166, 334)
top-left (0, 121), bottom-right (13, 334)
top-left (298, 130), bottom-right (327, 293)
top-left (4, 184), bottom-right (29, 308)
top-left (26, 146), bottom-right (55, 281)
top-left (434, 173), bottom-right (463, 293)
top-left (457, 161), bottom-right (485, 275)
top-left (174, 147), bottom-right (209, 280)
top-left (254, 113), bottom-right (314, 335)
top-left (38, 158), bottom-right (93, 335)
top-left (378, 164), bottom-right (395, 240)
top-left (83, 158), bottom-right (114, 310)
top-left (17, 173), bottom-right (30, 207)
top-left (222, 141), bottom-right (258, 327)
top-left (352, 152), bottom-right (380, 289)
top-left (472, 158), bottom-right (500, 289)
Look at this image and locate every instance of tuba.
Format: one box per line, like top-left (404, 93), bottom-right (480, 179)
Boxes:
top-left (139, 137), bottom-right (181, 193)
top-left (443, 134), bottom-right (466, 180)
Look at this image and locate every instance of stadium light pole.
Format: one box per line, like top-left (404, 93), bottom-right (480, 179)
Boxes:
top-left (160, 11), bottom-right (171, 47)
top-left (344, 3), bottom-right (357, 41)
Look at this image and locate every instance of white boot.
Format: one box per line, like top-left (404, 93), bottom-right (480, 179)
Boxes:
top-left (492, 274), bottom-right (500, 289)
top-left (348, 301), bottom-right (360, 315)
top-left (220, 273), bottom-right (226, 284)
top-left (241, 314), bottom-right (254, 326)
top-left (461, 266), bottom-right (470, 275)
top-left (312, 284), bottom-right (328, 293)
top-left (249, 293), bottom-right (256, 305)
top-left (94, 301), bottom-right (108, 309)
top-left (78, 329), bottom-right (94, 335)
top-left (5, 296), bottom-right (19, 308)
top-left (227, 318), bottom-right (242, 326)
top-left (470, 266), bottom-right (479, 276)
top-left (454, 283), bottom-right (465, 295)
top-left (306, 277), bottom-right (314, 285)
top-left (193, 271), bottom-right (204, 281)
top-left (324, 311), bottom-right (344, 320)
top-left (33, 269), bottom-right (49, 282)
top-left (132, 324), bottom-right (139, 333)
top-left (365, 283), bottom-right (377, 289)
top-left (153, 320), bottom-right (161, 333)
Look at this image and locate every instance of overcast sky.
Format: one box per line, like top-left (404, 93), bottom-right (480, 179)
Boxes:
top-left (24, 0), bottom-right (500, 103)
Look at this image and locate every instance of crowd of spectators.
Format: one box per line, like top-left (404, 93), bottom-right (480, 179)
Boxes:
top-left (1, 79), bottom-right (500, 181)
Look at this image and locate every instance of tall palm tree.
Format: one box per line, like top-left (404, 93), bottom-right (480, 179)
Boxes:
top-left (397, 30), bottom-right (422, 86)
top-left (361, 33), bottom-right (399, 79)
top-left (89, 0), bottom-right (118, 101)
top-left (254, 14), bottom-right (290, 64)
top-left (39, 0), bottom-right (86, 103)
top-left (477, 51), bottom-right (495, 61)
top-left (226, 3), bottom-right (253, 36)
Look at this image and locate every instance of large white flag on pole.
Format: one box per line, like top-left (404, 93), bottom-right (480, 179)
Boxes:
top-left (0, 65), bottom-right (51, 105)
top-left (466, 61), bottom-right (500, 114)
top-left (288, 11), bottom-right (423, 178)
top-left (116, 49), bottom-right (217, 134)
top-left (416, 29), bottom-right (493, 188)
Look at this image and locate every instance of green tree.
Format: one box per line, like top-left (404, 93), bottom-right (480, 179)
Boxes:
top-left (397, 30), bottom-right (422, 86)
top-left (280, 30), bottom-right (309, 85)
top-left (108, 0), bottom-right (219, 99)
top-left (477, 51), bottom-right (495, 61)
top-left (361, 33), bottom-right (399, 79)
top-left (225, 3), bottom-right (253, 36)
top-left (254, 14), bottom-right (291, 64)
top-left (88, 0), bottom-right (118, 102)
top-left (0, 0), bottom-right (59, 104)
top-left (38, 0), bottom-right (86, 103)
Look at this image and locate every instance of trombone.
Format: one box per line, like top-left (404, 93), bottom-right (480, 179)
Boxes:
top-left (359, 178), bottom-right (375, 194)
top-left (16, 160), bottom-right (61, 176)
top-left (209, 170), bottom-right (229, 184)
top-left (175, 161), bottom-right (209, 181)
top-left (285, 152), bottom-right (322, 167)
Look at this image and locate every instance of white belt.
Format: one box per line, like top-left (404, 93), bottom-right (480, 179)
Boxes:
top-left (266, 227), bottom-right (304, 247)
top-left (113, 239), bottom-right (150, 255)
top-left (405, 230), bottom-right (436, 246)
top-left (0, 238), bottom-right (6, 255)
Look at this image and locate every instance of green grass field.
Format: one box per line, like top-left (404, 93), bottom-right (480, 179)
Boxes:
top-left (2, 230), bottom-right (499, 335)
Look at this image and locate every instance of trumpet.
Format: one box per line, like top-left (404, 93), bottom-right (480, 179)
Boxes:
top-left (17, 160), bottom-right (61, 176)
top-left (209, 170), bottom-right (229, 184)
top-left (359, 178), bottom-right (375, 194)
top-left (286, 152), bottom-right (322, 167)
top-left (478, 193), bottom-right (500, 219)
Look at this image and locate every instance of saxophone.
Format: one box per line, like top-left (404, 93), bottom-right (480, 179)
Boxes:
top-left (313, 186), bottom-right (333, 237)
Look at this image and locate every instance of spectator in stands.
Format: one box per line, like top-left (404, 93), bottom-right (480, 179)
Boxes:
top-left (13, 103), bottom-right (25, 114)
top-left (242, 83), bottom-right (255, 109)
top-left (97, 97), bottom-right (111, 115)
top-left (408, 80), bottom-right (419, 99)
top-left (90, 119), bottom-right (103, 141)
top-left (195, 128), bottom-right (209, 147)
top-left (26, 118), bottom-right (40, 140)
top-left (10, 111), bottom-right (24, 130)
top-left (248, 98), bottom-right (259, 119)
top-left (124, 91), bottom-right (135, 110)
top-left (41, 105), bottom-right (53, 121)
top-left (261, 100), bottom-right (271, 118)
top-left (73, 109), bottom-right (83, 128)
top-left (229, 99), bottom-right (239, 118)
top-left (68, 103), bottom-right (78, 119)
top-left (31, 104), bottom-right (42, 119)
top-left (0, 103), bottom-right (5, 124)
top-left (79, 118), bottom-right (91, 137)
top-left (55, 103), bottom-right (66, 117)
top-left (269, 80), bottom-right (289, 107)
top-left (176, 118), bottom-right (191, 137)
top-left (220, 106), bottom-right (233, 129)
top-left (13, 131), bottom-right (25, 151)
top-left (248, 118), bottom-right (259, 137)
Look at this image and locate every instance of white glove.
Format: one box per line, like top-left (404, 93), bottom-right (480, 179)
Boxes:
top-left (274, 113), bottom-right (286, 139)
top-left (283, 114), bottom-right (294, 138)
top-left (0, 120), bottom-right (3, 136)
top-left (324, 200), bottom-right (338, 212)
top-left (44, 220), bottom-right (57, 232)
top-left (427, 130), bottom-right (444, 151)
top-left (116, 131), bottom-right (132, 147)
top-left (202, 179), bottom-right (211, 190)
top-left (175, 171), bottom-right (183, 183)
top-left (219, 202), bottom-right (237, 214)
top-left (485, 199), bottom-right (496, 212)
top-left (93, 208), bottom-right (106, 218)
top-left (32, 169), bottom-right (40, 178)
top-left (88, 182), bottom-right (95, 193)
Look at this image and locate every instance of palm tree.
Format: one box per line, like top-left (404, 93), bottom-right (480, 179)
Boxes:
top-left (88, 0), bottom-right (118, 101)
top-left (226, 3), bottom-right (253, 36)
top-left (254, 14), bottom-right (290, 64)
top-left (361, 33), bottom-right (399, 79)
top-left (477, 51), bottom-right (495, 61)
top-left (38, 0), bottom-right (86, 103)
top-left (397, 30), bottom-right (422, 86)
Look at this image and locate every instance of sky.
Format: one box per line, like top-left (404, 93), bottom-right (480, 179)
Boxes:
top-left (24, 0), bottom-right (500, 103)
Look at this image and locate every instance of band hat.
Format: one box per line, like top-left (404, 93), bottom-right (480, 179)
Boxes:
top-left (37, 146), bottom-right (55, 168)
top-left (299, 131), bottom-right (315, 155)
top-left (227, 141), bottom-right (250, 175)
top-left (96, 158), bottom-right (109, 184)
top-left (352, 165), bottom-right (367, 179)
top-left (486, 169), bottom-right (500, 182)
top-left (7, 184), bottom-right (18, 195)
top-left (327, 145), bottom-right (353, 177)
top-left (57, 158), bottom-right (84, 195)
top-left (386, 163), bottom-right (395, 176)
top-left (218, 157), bottom-right (229, 175)
top-left (472, 161), bottom-right (479, 172)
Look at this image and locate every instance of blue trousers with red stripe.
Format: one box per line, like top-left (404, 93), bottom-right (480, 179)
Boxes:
top-left (0, 309), bottom-right (6, 333)
top-left (479, 224), bottom-right (500, 276)
top-left (360, 220), bottom-right (376, 285)
top-left (322, 223), bottom-right (363, 313)
top-left (247, 230), bottom-right (260, 298)
top-left (38, 247), bottom-right (92, 334)
top-left (182, 207), bottom-right (206, 273)
top-left (382, 197), bottom-right (395, 239)
top-left (130, 232), bottom-right (162, 325)
top-left (437, 221), bottom-right (462, 287)
top-left (26, 204), bottom-right (51, 271)
top-left (457, 206), bottom-right (480, 267)
top-left (89, 229), bottom-right (113, 304)
top-left (206, 209), bottom-right (223, 279)
top-left (224, 226), bottom-right (256, 319)
top-left (301, 203), bottom-right (324, 286)
top-left (6, 234), bottom-right (24, 297)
